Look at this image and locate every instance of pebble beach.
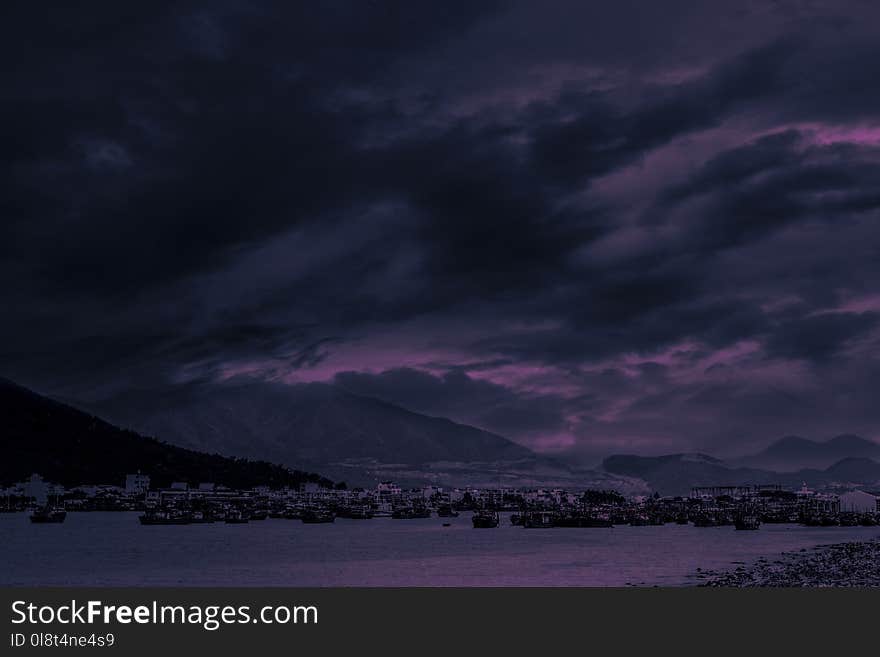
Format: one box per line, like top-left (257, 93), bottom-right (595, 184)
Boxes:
top-left (698, 537), bottom-right (880, 587)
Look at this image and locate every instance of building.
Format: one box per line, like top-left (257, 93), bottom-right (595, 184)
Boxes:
top-left (376, 481), bottom-right (401, 496)
top-left (838, 490), bottom-right (880, 513)
top-left (125, 473), bottom-right (151, 495)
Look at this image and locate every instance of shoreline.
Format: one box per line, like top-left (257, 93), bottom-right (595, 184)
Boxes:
top-left (698, 537), bottom-right (880, 587)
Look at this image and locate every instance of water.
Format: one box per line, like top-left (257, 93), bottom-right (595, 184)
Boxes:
top-left (2, 512), bottom-right (878, 586)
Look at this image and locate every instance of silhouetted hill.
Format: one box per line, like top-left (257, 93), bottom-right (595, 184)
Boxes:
top-left (0, 378), bottom-right (333, 489)
top-left (738, 434), bottom-right (880, 471)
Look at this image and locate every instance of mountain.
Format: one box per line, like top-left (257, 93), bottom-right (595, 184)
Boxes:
top-left (821, 457), bottom-right (880, 486)
top-left (0, 377), bottom-right (333, 489)
top-left (601, 453), bottom-right (779, 496)
top-left (90, 381), bottom-right (534, 465)
top-left (737, 435), bottom-right (880, 472)
top-left (602, 452), bottom-right (880, 496)
top-left (86, 380), bottom-right (646, 492)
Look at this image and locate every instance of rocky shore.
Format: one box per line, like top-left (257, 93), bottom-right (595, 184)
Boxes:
top-left (697, 538), bottom-right (880, 587)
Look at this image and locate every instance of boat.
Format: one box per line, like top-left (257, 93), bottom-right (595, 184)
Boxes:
top-left (629, 514), bottom-right (649, 526)
top-left (580, 515), bottom-right (613, 528)
top-left (301, 509), bottom-right (335, 524)
top-left (249, 509), bottom-right (268, 521)
top-left (139, 510), bottom-right (190, 525)
top-left (224, 510), bottom-right (249, 524)
top-left (188, 511), bottom-right (215, 524)
top-left (472, 509), bottom-right (500, 528)
top-left (509, 513), bottom-right (523, 526)
top-left (555, 513), bottom-right (613, 528)
top-left (442, 522), bottom-right (451, 527)
top-left (392, 506), bottom-right (431, 519)
top-left (522, 511), bottom-right (555, 529)
top-left (838, 512), bottom-right (859, 527)
top-left (30, 505), bottom-right (67, 524)
top-left (692, 513), bottom-right (720, 527)
top-left (337, 505), bottom-right (374, 519)
top-left (436, 505), bottom-right (459, 518)
top-left (803, 514), bottom-right (839, 527)
top-left (734, 513), bottom-right (761, 530)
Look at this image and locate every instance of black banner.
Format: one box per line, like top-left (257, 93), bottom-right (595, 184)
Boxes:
top-left (1, 588), bottom-right (873, 654)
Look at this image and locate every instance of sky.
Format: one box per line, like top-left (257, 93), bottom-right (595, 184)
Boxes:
top-left (3, 1), bottom-right (880, 461)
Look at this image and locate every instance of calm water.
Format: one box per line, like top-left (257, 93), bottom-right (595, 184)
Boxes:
top-left (2, 512), bottom-right (878, 586)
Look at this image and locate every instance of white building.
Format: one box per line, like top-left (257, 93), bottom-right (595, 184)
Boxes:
top-left (839, 490), bottom-right (880, 513)
top-left (376, 481), bottom-right (401, 496)
top-left (125, 473), bottom-right (151, 495)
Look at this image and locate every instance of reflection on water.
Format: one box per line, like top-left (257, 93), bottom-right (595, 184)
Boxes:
top-left (2, 512), bottom-right (878, 586)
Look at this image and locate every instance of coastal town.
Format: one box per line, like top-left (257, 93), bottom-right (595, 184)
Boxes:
top-left (5, 472), bottom-right (880, 530)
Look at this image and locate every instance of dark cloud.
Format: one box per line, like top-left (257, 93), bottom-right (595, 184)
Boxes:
top-left (3, 1), bottom-right (880, 458)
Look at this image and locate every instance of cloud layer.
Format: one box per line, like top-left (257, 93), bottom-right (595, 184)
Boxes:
top-left (4, 1), bottom-right (880, 460)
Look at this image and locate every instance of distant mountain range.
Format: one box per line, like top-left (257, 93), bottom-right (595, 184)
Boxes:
top-left (6, 374), bottom-right (880, 495)
top-left (0, 377), bottom-right (333, 489)
top-left (86, 380), bottom-right (642, 491)
top-left (601, 452), bottom-right (880, 497)
top-left (735, 434), bottom-right (880, 471)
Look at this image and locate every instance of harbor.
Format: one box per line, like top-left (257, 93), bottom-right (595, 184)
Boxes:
top-left (6, 472), bottom-right (880, 586)
top-left (4, 510), bottom-right (879, 587)
top-left (5, 473), bottom-right (879, 531)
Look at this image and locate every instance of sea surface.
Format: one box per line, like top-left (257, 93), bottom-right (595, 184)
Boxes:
top-left (2, 512), bottom-right (877, 586)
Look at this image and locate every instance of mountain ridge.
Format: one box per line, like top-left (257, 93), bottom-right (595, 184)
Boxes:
top-left (736, 434), bottom-right (880, 472)
top-left (0, 377), bottom-right (333, 489)
top-left (602, 452), bottom-right (880, 496)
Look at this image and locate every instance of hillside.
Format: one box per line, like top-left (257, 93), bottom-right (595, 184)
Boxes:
top-left (0, 378), bottom-right (333, 489)
top-left (90, 380), bottom-right (536, 468)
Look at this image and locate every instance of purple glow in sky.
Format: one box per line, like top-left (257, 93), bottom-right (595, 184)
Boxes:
top-left (3, 1), bottom-right (880, 460)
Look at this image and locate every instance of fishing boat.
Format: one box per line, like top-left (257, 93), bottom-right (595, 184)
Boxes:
top-left (734, 513), bottom-right (760, 530)
top-left (224, 509), bottom-right (249, 524)
top-left (580, 515), bottom-right (613, 528)
top-left (392, 506), bottom-right (430, 519)
top-left (629, 514), bottom-right (649, 526)
top-left (188, 510), bottom-right (215, 524)
top-left (29, 505), bottom-right (67, 524)
top-left (692, 513), bottom-right (720, 527)
top-left (522, 511), bottom-right (555, 529)
top-left (436, 504), bottom-right (459, 518)
top-left (301, 508), bottom-right (335, 524)
top-left (838, 512), bottom-right (859, 527)
top-left (337, 505), bottom-right (374, 519)
top-left (139, 509), bottom-right (190, 525)
top-left (472, 509), bottom-right (500, 528)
